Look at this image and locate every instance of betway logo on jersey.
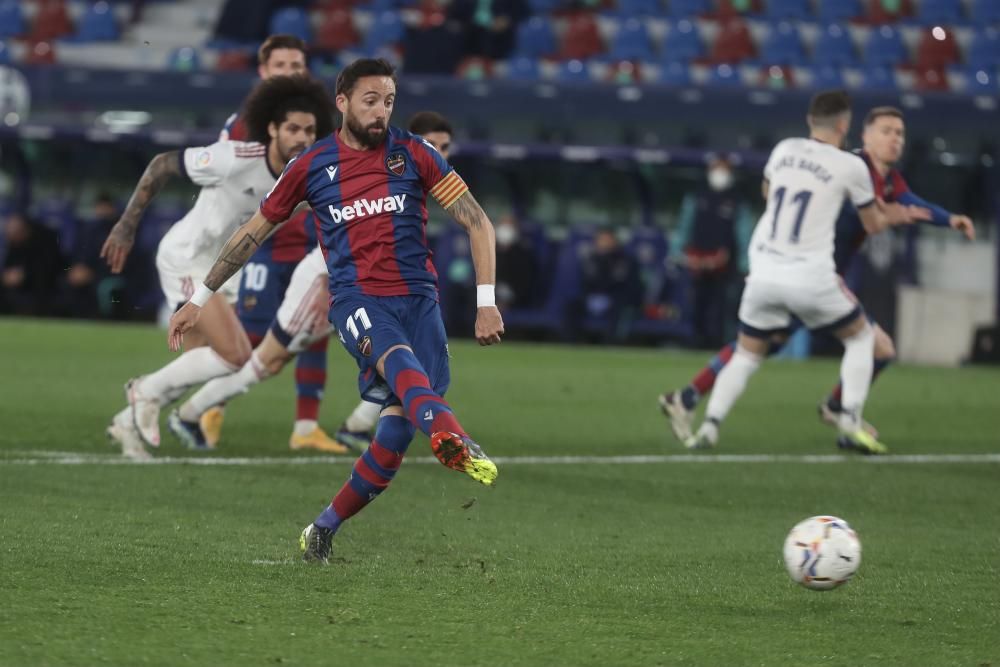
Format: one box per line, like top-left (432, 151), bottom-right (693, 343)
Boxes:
top-left (328, 195), bottom-right (407, 224)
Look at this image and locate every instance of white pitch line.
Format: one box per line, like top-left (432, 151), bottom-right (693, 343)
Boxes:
top-left (1, 453), bottom-right (999, 466)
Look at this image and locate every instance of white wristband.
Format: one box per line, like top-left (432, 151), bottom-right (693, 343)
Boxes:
top-left (476, 284), bottom-right (496, 308)
top-left (190, 283), bottom-right (215, 308)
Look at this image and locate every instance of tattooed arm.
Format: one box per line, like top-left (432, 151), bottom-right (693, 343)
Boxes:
top-left (446, 191), bottom-right (504, 346)
top-left (167, 211), bottom-right (279, 351)
top-left (100, 151), bottom-right (181, 273)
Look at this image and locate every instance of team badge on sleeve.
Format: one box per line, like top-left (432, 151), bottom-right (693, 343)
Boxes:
top-left (357, 335), bottom-right (373, 357)
top-left (386, 153), bottom-right (406, 176)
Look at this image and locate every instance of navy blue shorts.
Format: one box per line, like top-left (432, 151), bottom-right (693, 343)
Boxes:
top-left (236, 258), bottom-right (296, 339)
top-left (331, 293), bottom-right (450, 406)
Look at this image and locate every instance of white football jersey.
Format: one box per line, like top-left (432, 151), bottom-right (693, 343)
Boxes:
top-left (156, 140), bottom-right (274, 269)
top-left (748, 137), bottom-right (874, 281)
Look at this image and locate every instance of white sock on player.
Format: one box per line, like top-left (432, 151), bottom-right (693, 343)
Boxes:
top-left (294, 419), bottom-right (318, 436)
top-left (177, 351), bottom-right (268, 422)
top-left (837, 324), bottom-right (875, 433)
top-left (705, 345), bottom-right (762, 424)
top-left (345, 400), bottom-right (381, 433)
top-left (139, 347), bottom-right (238, 405)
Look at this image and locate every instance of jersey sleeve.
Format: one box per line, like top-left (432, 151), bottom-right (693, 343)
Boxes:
top-left (410, 138), bottom-right (469, 209)
top-left (845, 156), bottom-right (876, 209)
top-left (259, 154), bottom-right (312, 224)
top-left (180, 141), bottom-right (237, 187)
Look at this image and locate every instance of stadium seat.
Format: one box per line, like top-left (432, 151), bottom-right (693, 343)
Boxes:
top-left (759, 21), bottom-right (805, 66)
top-left (658, 60), bottom-right (692, 85)
top-left (69, 1), bottom-right (119, 42)
top-left (963, 67), bottom-right (998, 94)
top-left (504, 56), bottom-right (542, 80)
top-left (513, 17), bottom-right (558, 59)
top-left (808, 65), bottom-right (845, 88)
top-left (765, 0), bottom-right (813, 21)
top-left (812, 24), bottom-right (857, 66)
top-left (665, 0), bottom-right (709, 19)
top-left (865, 0), bottom-right (914, 25)
top-left (709, 18), bottom-right (755, 64)
top-left (858, 65), bottom-right (898, 91)
top-left (816, 0), bottom-right (862, 23)
top-left (527, 0), bottom-right (561, 15)
top-left (268, 8), bottom-right (311, 43)
top-left (914, 66), bottom-right (950, 91)
top-left (713, 0), bottom-right (763, 19)
top-left (608, 0), bottom-right (663, 17)
top-left (456, 56), bottom-right (493, 80)
top-left (362, 12), bottom-right (405, 52)
top-left (660, 19), bottom-right (703, 63)
top-left (915, 26), bottom-right (960, 69)
top-left (607, 60), bottom-right (643, 84)
top-left (0, 39), bottom-right (9, 64)
top-left (967, 28), bottom-right (1000, 69)
top-left (911, 0), bottom-right (964, 26)
top-left (556, 59), bottom-right (593, 82)
top-left (0, 0), bottom-right (26, 38)
top-left (215, 49), bottom-right (252, 72)
top-left (560, 13), bottom-right (604, 61)
top-left (864, 25), bottom-right (909, 67)
top-left (167, 47), bottom-right (201, 71)
top-left (315, 9), bottom-right (360, 52)
top-left (609, 19), bottom-right (655, 62)
top-left (24, 40), bottom-right (56, 65)
top-left (28, 0), bottom-right (73, 42)
top-left (707, 63), bottom-right (742, 86)
top-left (971, 0), bottom-right (1000, 24)
top-left (758, 64), bottom-right (795, 88)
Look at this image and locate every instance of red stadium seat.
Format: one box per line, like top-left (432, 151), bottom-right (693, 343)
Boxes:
top-left (914, 66), bottom-right (950, 91)
top-left (24, 40), bottom-right (56, 65)
top-left (28, 0), bottom-right (73, 42)
top-left (315, 9), bottom-right (360, 52)
top-left (559, 12), bottom-right (604, 61)
top-left (215, 49), bottom-right (252, 72)
top-left (916, 26), bottom-right (961, 70)
top-left (709, 17), bottom-right (755, 64)
top-left (865, 0), bottom-right (914, 25)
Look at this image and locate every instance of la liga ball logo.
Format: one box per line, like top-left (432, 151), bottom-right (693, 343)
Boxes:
top-left (357, 335), bottom-right (373, 357)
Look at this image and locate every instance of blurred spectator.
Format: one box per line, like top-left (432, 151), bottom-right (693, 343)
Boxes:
top-left (495, 214), bottom-right (539, 309)
top-left (451, 0), bottom-right (530, 60)
top-left (403, 0), bottom-right (467, 74)
top-left (61, 193), bottom-right (126, 319)
top-left (570, 227), bottom-right (642, 343)
top-left (671, 157), bottom-right (752, 347)
top-left (0, 211), bottom-right (63, 316)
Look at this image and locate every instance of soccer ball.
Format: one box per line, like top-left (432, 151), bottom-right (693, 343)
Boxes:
top-left (783, 515), bottom-right (861, 590)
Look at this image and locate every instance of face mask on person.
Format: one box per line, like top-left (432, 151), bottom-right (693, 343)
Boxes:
top-left (707, 167), bottom-right (733, 192)
top-left (495, 224), bottom-right (519, 247)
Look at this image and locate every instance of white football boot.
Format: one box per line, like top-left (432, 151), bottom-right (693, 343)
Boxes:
top-left (125, 377), bottom-right (161, 447)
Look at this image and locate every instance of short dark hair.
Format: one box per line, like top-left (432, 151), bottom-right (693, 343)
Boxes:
top-left (242, 75), bottom-right (335, 145)
top-left (258, 34), bottom-right (307, 66)
top-left (864, 106), bottom-right (904, 127)
top-left (335, 58), bottom-right (396, 97)
top-left (408, 111), bottom-right (452, 137)
top-left (808, 89), bottom-right (852, 123)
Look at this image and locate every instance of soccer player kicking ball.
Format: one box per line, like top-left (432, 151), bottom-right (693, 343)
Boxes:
top-left (660, 105), bottom-right (975, 452)
top-left (101, 76), bottom-right (334, 460)
top-left (167, 59), bottom-right (504, 564)
top-left (680, 90), bottom-right (930, 454)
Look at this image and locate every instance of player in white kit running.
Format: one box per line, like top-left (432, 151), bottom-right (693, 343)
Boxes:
top-left (101, 76), bottom-right (334, 458)
top-left (685, 90), bottom-right (930, 455)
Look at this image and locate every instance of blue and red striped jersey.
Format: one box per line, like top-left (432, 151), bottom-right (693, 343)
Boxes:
top-left (220, 110), bottom-right (316, 264)
top-left (260, 126), bottom-right (468, 299)
top-left (833, 149), bottom-right (910, 274)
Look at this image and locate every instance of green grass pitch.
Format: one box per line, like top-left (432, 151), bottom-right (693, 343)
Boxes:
top-left (1, 318), bottom-right (998, 666)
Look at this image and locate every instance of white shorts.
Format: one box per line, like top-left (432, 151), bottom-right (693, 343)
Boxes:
top-left (155, 250), bottom-right (240, 310)
top-left (274, 246), bottom-right (331, 352)
top-left (738, 275), bottom-right (861, 336)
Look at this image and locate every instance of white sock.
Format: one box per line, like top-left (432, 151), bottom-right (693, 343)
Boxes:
top-left (838, 324), bottom-right (875, 432)
top-left (705, 346), bottom-right (762, 424)
top-left (294, 419), bottom-right (318, 436)
top-left (178, 351), bottom-right (269, 422)
top-left (139, 347), bottom-right (239, 404)
top-left (345, 400), bottom-right (381, 433)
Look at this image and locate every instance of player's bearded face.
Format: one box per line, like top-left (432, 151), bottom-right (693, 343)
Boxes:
top-left (342, 77), bottom-right (395, 149)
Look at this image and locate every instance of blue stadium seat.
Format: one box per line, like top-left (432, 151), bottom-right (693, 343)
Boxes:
top-left (0, 39), bottom-right (9, 64)
top-left (760, 21), bottom-right (805, 65)
top-left (610, 19), bottom-right (655, 61)
top-left (666, 0), bottom-right (709, 19)
top-left (268, 8), bottom-right (311, 43)
top-left (971, 0), bottom-right (1000, 24)
top-left (504, 56), bottom-right (542, 80)
top-left (864, 25), bottom-right (909, 67)
top-left (859, 65), bottom-right (898, 91)
top-left (808, 65), bottom-right (845, 88)
top-left (513, 17), bottom-right (557, 59)
top-left (967, 28), bottom-right (1000, 69)
top-left (660, 19), bottom-right (703, 63)
top-left (912, 0), bottom-right (965, 26)
top-left (817, 0), bottom-right (862, 23)
top-left (609, 0), bottom-right (663, 17)
top-left (0, 1), bottom-right (25, 38)
top-left (812, 24), bottom-right (857, 67)
top-left (964, 67), bottom-right (998, 94)
top-left (363, 12), bottom-right (404, 52)
top-left (168, 47), bottom-right (201, 71)
top-left (765, 0), bottom-right (813, 21)
top-left (528, 0), bottom-right (561, 14)
top-left (70, 1), bottom-right (119, 42)
top-left (658, 60), bottom-right (692, 85)
top-left (707, 63), bottom-right (741, 86)
top-left (556, 59), bottom-right (593, 82)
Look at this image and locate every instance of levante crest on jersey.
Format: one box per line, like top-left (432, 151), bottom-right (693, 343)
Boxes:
top-left (386, 153), bottom-right (406, 176)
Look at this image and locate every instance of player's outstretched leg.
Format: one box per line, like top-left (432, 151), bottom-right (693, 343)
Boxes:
top-left (301, 413), bottom-right (415, 563)
top-left (380, 346), bottom-right (497, 486)
top-left (336, 400), bottom-right (381, 451)
top-left (820, 325), bottom-right (895, 439)
top-left (686, 344), bottom-right (763, 449)
top-left (659, 342), bottom-right (736, 441)
top-left (834, 322), bottom-right (888, 455)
